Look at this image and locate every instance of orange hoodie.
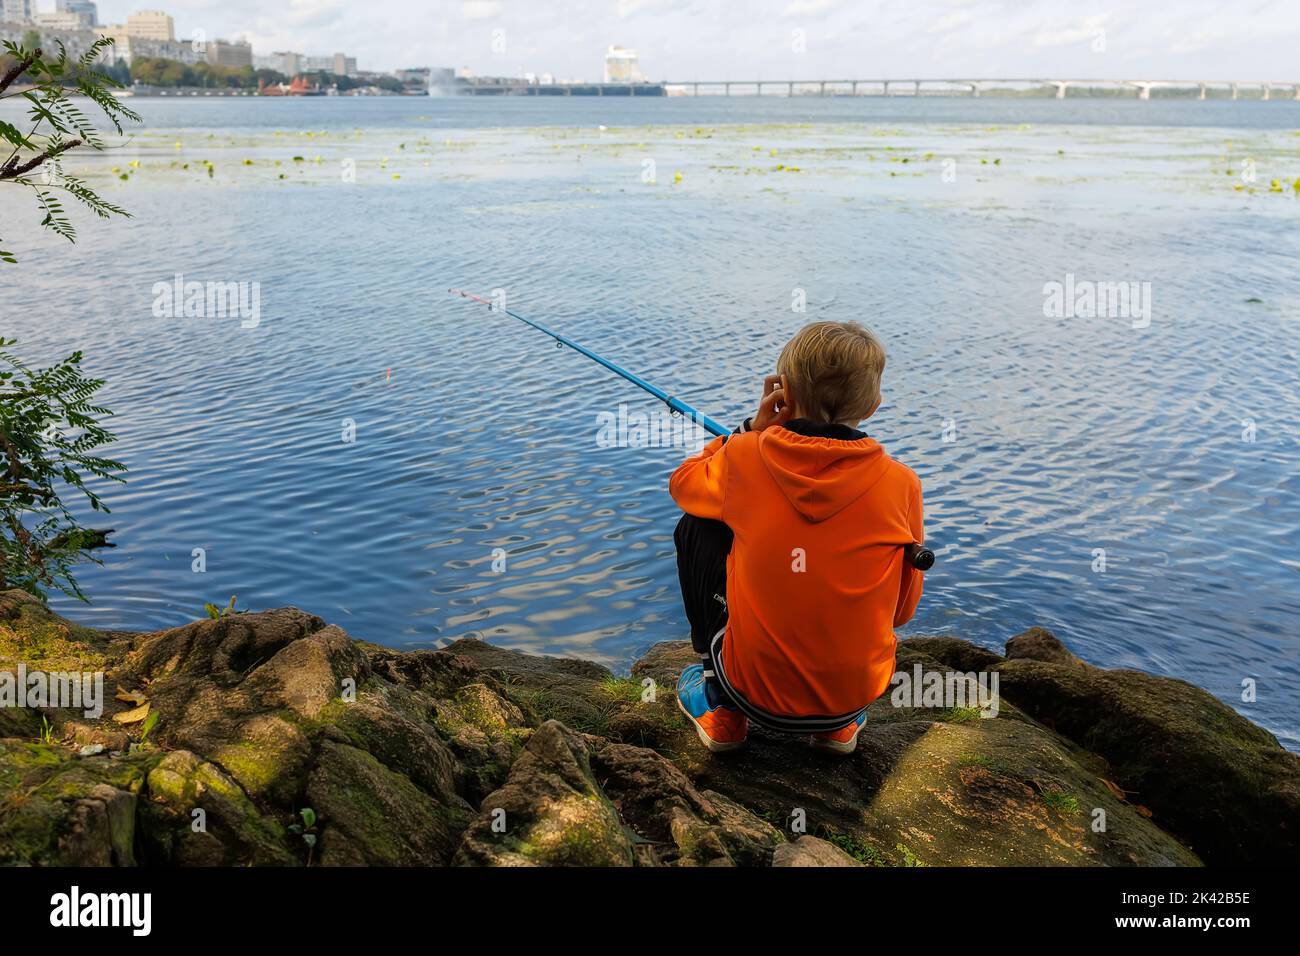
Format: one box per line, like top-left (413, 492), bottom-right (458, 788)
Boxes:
top-left (669, 422), bottom-right (923, 718)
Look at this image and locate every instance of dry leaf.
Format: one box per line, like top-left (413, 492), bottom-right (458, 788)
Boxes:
top-left (112, 702), bottom-right (151, 724)
top-left (1101, 778), bottom-right (1128, 800)
top-left (1135, 804), bottom-right (1153, 818)
top-left (115, 686), bottom-right (147, 705)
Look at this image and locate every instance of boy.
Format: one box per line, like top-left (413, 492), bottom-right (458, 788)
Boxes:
top-left (671, 321), bottom-right (924, 755)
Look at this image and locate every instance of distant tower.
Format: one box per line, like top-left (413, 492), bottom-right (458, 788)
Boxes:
top-left (604, 45), bottom-right (644, 84)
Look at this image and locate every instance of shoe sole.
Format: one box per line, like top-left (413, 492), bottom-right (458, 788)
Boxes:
top-left (810, 727), bottom-right (862, 755)
top-left (676, 696), bottom-right (746, 753)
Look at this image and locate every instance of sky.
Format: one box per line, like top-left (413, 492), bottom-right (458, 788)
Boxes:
top-left (75, 1), bottom-right (1300, 79)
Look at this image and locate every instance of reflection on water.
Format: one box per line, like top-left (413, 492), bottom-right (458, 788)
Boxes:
top-left (1, 97), bottom-right (1297, 749)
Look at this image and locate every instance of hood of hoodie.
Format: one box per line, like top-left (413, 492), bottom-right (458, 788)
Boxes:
top-left (756, 423), bottom-right (892, 523)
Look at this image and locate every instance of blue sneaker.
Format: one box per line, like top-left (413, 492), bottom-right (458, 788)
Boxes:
top-left (811, 710), bottom-right (867, 755)
top-left (676, 664), bottom-right (748, 753)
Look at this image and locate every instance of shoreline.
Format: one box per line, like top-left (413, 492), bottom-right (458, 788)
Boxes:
top-left (2, 588), bottom-right (1295, 866)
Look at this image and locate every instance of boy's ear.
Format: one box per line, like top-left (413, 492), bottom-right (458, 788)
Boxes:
top-left (863, 393), bottom-right (882, 419)
top-left (779, 374), bottom-right (793, 414)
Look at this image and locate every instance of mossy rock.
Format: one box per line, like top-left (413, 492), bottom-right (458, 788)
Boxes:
top-left (307, 739), bottom-right (468, 865)
top-left (454, 721), bottom-right (635, 867)
top-left (1, 593), bottom-right (1286, 868)
top-left (995, 646), bottom-right (1300, 865)
top-left (138, 749), bottom-right (297, 866)
top-left (0, 739), bottom-right (156, 865)
top-left (0, 590), bottom-right (120, 673)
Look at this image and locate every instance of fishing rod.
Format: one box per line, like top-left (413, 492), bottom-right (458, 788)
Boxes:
top-left (448, 288), bottom-right (730, 436)
top-left (447, 288), bottom-right (934, 571)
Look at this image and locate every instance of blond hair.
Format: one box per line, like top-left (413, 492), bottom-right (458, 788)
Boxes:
top-left (777, 321), bottom-right (887, 425)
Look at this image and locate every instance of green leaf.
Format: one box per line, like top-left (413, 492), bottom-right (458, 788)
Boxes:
top-left (140, 710), bottom-right (161, 743)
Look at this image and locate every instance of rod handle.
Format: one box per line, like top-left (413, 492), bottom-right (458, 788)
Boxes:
top-left (904, 542), bottom-right (935, 571)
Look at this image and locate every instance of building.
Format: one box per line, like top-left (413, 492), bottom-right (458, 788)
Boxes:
top-left (34, 11), bottom-right (84, 30)
top-left (603, 45), bottom-right (644, 83)
top-left (1, 0), bottom-right (32, 24)
top-left (113, 34), bottom-right (202, 66)
top-left (123, 10), bottom-right (173, 42)
top-left (208, 38), bottom-right (252, 68)
top-left (300, 52), bottom-right (355, 76)
top-left (253, 52), bottom-right (304, 75)
top-left (259, 50), bottom-right (303, 75)
top-left (0, 18), bottom-right (116, 63)
top-left (57, 1), bottom-right (97, 26)
top-left (394, 67), bottom-right (429, 86)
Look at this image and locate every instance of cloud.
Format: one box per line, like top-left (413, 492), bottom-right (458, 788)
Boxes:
top-left (460, 0), bottom-right (501, 21)
top-left (617, 0), bottom-right (684, 17)
top-left (284, 0), bottom-right (348, 28)
top-left (930, 10), bottom-right (976, 34)
top-left (1032, 14), bottom-right (1111, 49)
top-left (1167, 31), bottom-right (1215, 55)
top-left (782, 0), bottom-right (846, 18)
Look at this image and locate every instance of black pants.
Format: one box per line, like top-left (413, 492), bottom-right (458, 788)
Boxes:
top-left (674, 513), bottom-right (733, 655)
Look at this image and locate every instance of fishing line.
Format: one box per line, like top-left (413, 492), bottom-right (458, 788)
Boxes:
top-left (447, 288), bottom-right (933, 570)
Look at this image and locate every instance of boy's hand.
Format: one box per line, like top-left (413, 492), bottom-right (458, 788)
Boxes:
top-left (751, 374), bottom-right (793, 432)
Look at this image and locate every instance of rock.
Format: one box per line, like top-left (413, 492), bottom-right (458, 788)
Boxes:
top-left (122, 609), bottom-right (370, 805)
top-left (62, 720), bottom-right (130, 752)
top-left (0, 589), bottom-right (1290, 867)
top-left (632, 640), bottom-right (698, 690)
top-left (587, 737), bottom-right (782, 866)
top-left (1005, 627), bottom-right (1084, 666)
top-left (994, 643), bottom-right (1300, 866)
top-left (0, 738), bottom-right (153, 866)
top-left (475, 636), bottom-right (1202, 867)
top-left (454, 721), bottom-right (634, 866)
top-left (59, 784), bottom-right (137, 867)
top-left (306, 739), bottom-right (467, 866)
top-left (772, 835), bottom-right (863, 867)
top-left (898, 636), bottom-right (1004, 673)
top-left (140, 750), bottom-right (296, 866)
top-left (853, 706), bottom-right (1198, 866)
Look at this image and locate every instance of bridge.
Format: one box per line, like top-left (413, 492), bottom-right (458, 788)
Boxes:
top-left (661, 79), bottom-right (1300, 100)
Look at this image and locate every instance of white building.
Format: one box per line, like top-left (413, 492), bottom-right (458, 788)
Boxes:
top-left (57, 1), bottom-right (97, 26)
top-left (113, 34), bottom-right (202, 65)
top-left (123, 9), bottom-right (173, 42)
top-left (253, 51), bottom-right (306, 74)
top-left (1, 0), bottom-right (32, 24)
top-left (301, 52), bottom-right (355, 76)
top-left (603, 45), bottom-right (644, 83)
top-left (34, 11), bottom-right (83, 31)
top-left (0, 18), bottom-right (116, 64)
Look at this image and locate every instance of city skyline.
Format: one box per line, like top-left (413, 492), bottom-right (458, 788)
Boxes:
top-left (49, 0), bottom-right (1300, 80)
